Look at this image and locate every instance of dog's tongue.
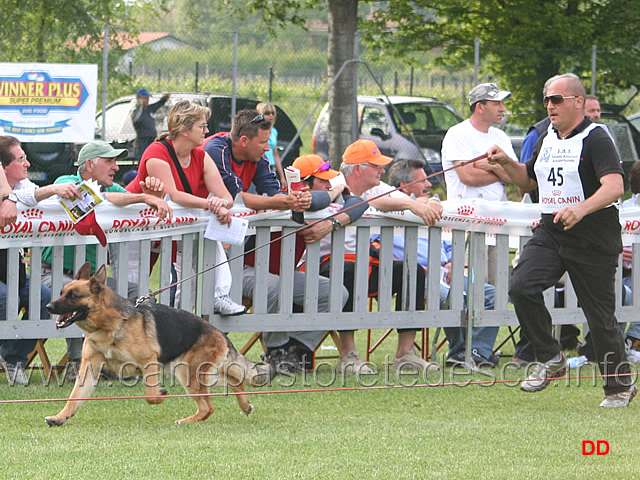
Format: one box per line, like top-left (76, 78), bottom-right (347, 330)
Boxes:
top-left (55, 313), bottom-right (74, 329)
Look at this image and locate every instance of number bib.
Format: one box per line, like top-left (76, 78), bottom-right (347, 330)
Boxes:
top-left (534, 123), bottom-right (598, 214)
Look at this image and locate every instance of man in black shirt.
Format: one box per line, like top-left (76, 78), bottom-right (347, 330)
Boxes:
top-left (131, 89), bottom-right (170, 160)
top-left (487, 73), bottom-right (635, 407)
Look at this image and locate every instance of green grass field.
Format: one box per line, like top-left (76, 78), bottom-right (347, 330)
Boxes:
top-left (1, 331), bottom-right (637, 480)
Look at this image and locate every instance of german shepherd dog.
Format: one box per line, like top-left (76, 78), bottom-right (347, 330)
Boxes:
top-left (45, 263), bottom-right (272, 426)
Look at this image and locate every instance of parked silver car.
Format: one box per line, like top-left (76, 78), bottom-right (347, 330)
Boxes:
top-left (94, 92), bottom-right (301, 183)
top-left (312, 95), bottom-right (462, 181)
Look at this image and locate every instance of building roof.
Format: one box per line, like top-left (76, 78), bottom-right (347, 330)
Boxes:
top-left (75, 32), bottom-right (188, 51)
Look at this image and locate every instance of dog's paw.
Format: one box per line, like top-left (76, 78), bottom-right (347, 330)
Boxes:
top-left (45, 416), bottom-right (65, 427)
top-left (159, 388), bottom-right (168, 396)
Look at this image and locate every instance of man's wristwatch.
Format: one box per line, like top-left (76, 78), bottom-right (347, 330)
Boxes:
top-left (329, 217), bottom-right (341, 231)
top-left (2, 193), bottom-right (17, 204)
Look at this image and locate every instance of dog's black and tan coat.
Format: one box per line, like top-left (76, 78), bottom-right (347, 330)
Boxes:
top-left (45, 263), bottom-right (272, 426)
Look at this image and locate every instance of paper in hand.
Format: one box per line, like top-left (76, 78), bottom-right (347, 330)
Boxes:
top-left (204, 216), bottom-right (248, 245)
top-left (59, 179), bottom-right (105, 223)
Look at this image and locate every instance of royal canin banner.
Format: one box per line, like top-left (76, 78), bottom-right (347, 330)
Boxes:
top-left (0, 63), bottom-right (97, 142)
top-left (2, 197), bottom-right (640, 248)
top-left (0, 198), bottom-right (283, 248)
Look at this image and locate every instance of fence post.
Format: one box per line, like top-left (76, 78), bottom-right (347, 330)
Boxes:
top-left (194, 61), bottom-right (199, 93)
top-left (101, 24), bottom-right (108, 142)
top-left (591, 44), bottom-right (597, 95)
top-left (268, 66), bottom-right (273, 102)
top-left (353, 31), bottom-right (359, 143)
top-left (410, 66), bottom-right (414, 96)
top-left (157, 69), bottom-right (161, 89)
top-left (232, 31), bottom-right (239, 118)
top-left (474, 37), bottom-right (480, 84)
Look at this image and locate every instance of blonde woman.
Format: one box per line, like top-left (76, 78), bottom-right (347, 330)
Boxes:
top-left (126, 100), bottom-right (245, 315)
top-left (256, 102), bottom-right (287, 189)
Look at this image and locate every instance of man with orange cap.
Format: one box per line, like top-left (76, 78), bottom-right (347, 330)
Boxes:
top-left (308, 139), bottom-right (442, 374)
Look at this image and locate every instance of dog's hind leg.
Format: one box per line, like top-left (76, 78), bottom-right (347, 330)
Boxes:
top-left (220, 361), bottom-right (253, 416)
top-left (44, 355), bottom-right (103, 427)
top-left (172, 362), bottom-right (215, 424)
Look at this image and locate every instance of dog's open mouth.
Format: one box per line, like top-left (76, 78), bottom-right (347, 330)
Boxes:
top-left (55, 310), bottom-right (88, 329)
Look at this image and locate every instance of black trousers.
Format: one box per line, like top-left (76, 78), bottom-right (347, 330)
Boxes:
top-left (319, 258), bottom-right (425, 332)
top-left (510, 227), bottom-right (630, 394)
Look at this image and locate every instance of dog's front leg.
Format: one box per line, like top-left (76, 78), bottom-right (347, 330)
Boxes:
top-left (142, 359), bottom-right (167, 405)
top-left (45, 356), bottom-right (103, 427)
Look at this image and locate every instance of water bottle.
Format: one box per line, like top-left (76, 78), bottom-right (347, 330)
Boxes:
top-left (567, 355), bottom-right (588, 369)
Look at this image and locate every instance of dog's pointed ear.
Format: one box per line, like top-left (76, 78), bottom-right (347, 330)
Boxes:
top-left (89, 265), bottom-right (107, 295)
top-left (75, 262), bottom-right (92, 280)
top-left (92, 265), bottom-right (108, 285)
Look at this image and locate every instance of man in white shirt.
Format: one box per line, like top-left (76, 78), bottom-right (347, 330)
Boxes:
top-left (442, 82), bottom-right (518, 287)
top-left (442, 82), bottom-right (517, 201)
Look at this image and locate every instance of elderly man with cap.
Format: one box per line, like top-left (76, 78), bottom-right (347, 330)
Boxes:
top-left (313, 139), bottom-right (442, 374)
top-left (132, 89), bottom-right (170, 160)
top-left (40, 140), bottom-right (171, 379)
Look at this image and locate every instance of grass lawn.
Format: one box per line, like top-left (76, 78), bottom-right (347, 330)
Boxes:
top-left (1, 330), bottom-right (636, 480)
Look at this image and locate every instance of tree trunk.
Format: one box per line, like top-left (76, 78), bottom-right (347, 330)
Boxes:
top-left (327, 0), bottom-right (358, 168)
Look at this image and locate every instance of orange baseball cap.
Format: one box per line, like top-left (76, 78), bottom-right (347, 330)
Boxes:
top-left (342, 139), bottom-right (392, 165)
top-left (292, 154), bottom-right (339, 180)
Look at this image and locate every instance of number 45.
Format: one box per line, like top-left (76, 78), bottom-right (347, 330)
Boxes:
top-left (547, 167), bottom-right (564, 186)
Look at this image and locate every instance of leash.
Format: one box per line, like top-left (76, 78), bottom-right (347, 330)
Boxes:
top-left (135, 153), bottom-right (489, 305)
top-left (1, 369), bottom-right (635, 404)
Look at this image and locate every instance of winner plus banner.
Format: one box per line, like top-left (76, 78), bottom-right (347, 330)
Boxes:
top-left (0, 63), bottom-right (97, 143)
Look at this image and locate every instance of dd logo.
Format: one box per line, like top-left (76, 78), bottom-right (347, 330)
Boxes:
top-left (582, 440), bottom-right (609, 455)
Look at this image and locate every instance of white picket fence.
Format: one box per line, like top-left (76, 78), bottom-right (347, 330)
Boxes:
top-left (1, 200), bottom-right (638, 349)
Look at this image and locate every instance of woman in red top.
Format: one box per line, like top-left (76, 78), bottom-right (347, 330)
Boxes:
top-left (127, 100), bottom-right (244, 315)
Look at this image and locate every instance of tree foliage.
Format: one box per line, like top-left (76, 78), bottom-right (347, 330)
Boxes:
top-left (359, 0), bottom-right (640, 124)
top-left (0, 0), bottom-right (167, 66)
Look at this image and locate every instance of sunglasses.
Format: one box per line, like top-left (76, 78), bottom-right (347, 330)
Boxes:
top-left (543, 94), bottom-right (579, 107)
top-left (238, 113), bottom-right (266, 137)
top-left (262, 111), bottom-right (275, 115)
top-left (303, 161), bottom-right (331, 180)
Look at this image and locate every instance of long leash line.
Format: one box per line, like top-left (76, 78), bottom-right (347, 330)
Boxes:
top-left (137, 153), bottom-right (489, 303)
top-left (0, 370), bottom-right (635, 405)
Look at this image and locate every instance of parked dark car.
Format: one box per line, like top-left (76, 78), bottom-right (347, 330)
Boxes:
top-left (23, 141), bottom-right (77, 186)
top-left (629, 112), bottom-right (640, 132)
top-left (94, 92), bottom-right (302, 184)
top-left (311, 95), bottom-right (463, 181)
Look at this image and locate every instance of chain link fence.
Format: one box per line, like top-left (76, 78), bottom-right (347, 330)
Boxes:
top-left (109, 30), bottom-right (481, 158)
top-left (28, 30), bottom-right (638, 188)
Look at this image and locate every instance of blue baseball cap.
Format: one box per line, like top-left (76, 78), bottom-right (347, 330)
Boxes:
top-left (136, 88), bottom-right (150, 98)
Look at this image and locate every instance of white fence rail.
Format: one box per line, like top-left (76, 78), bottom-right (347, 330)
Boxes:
top-left (1, 198), bottom-right (639, 344)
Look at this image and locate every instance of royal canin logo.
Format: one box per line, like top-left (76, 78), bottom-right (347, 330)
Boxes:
top-left (21, 208), bottom-right (43, 219)
top-left (457, 205), bottom-right (475, 216)
top-left (139, 208), bottom-right (158, 218)
top-left (552, 190), bottom-right (561, 196)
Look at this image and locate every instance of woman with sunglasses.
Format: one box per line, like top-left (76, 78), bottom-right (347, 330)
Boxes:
top-left (126, 100), bottom-right (245, 315)
top-left (256, 102), bottom-right (287, 189)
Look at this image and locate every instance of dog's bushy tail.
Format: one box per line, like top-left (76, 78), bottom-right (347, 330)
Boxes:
top-left (224, 344), bottom-right (274, 388)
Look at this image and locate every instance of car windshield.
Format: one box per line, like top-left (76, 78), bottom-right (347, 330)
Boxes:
top-left (389, 103), bottom-right (461, 135)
